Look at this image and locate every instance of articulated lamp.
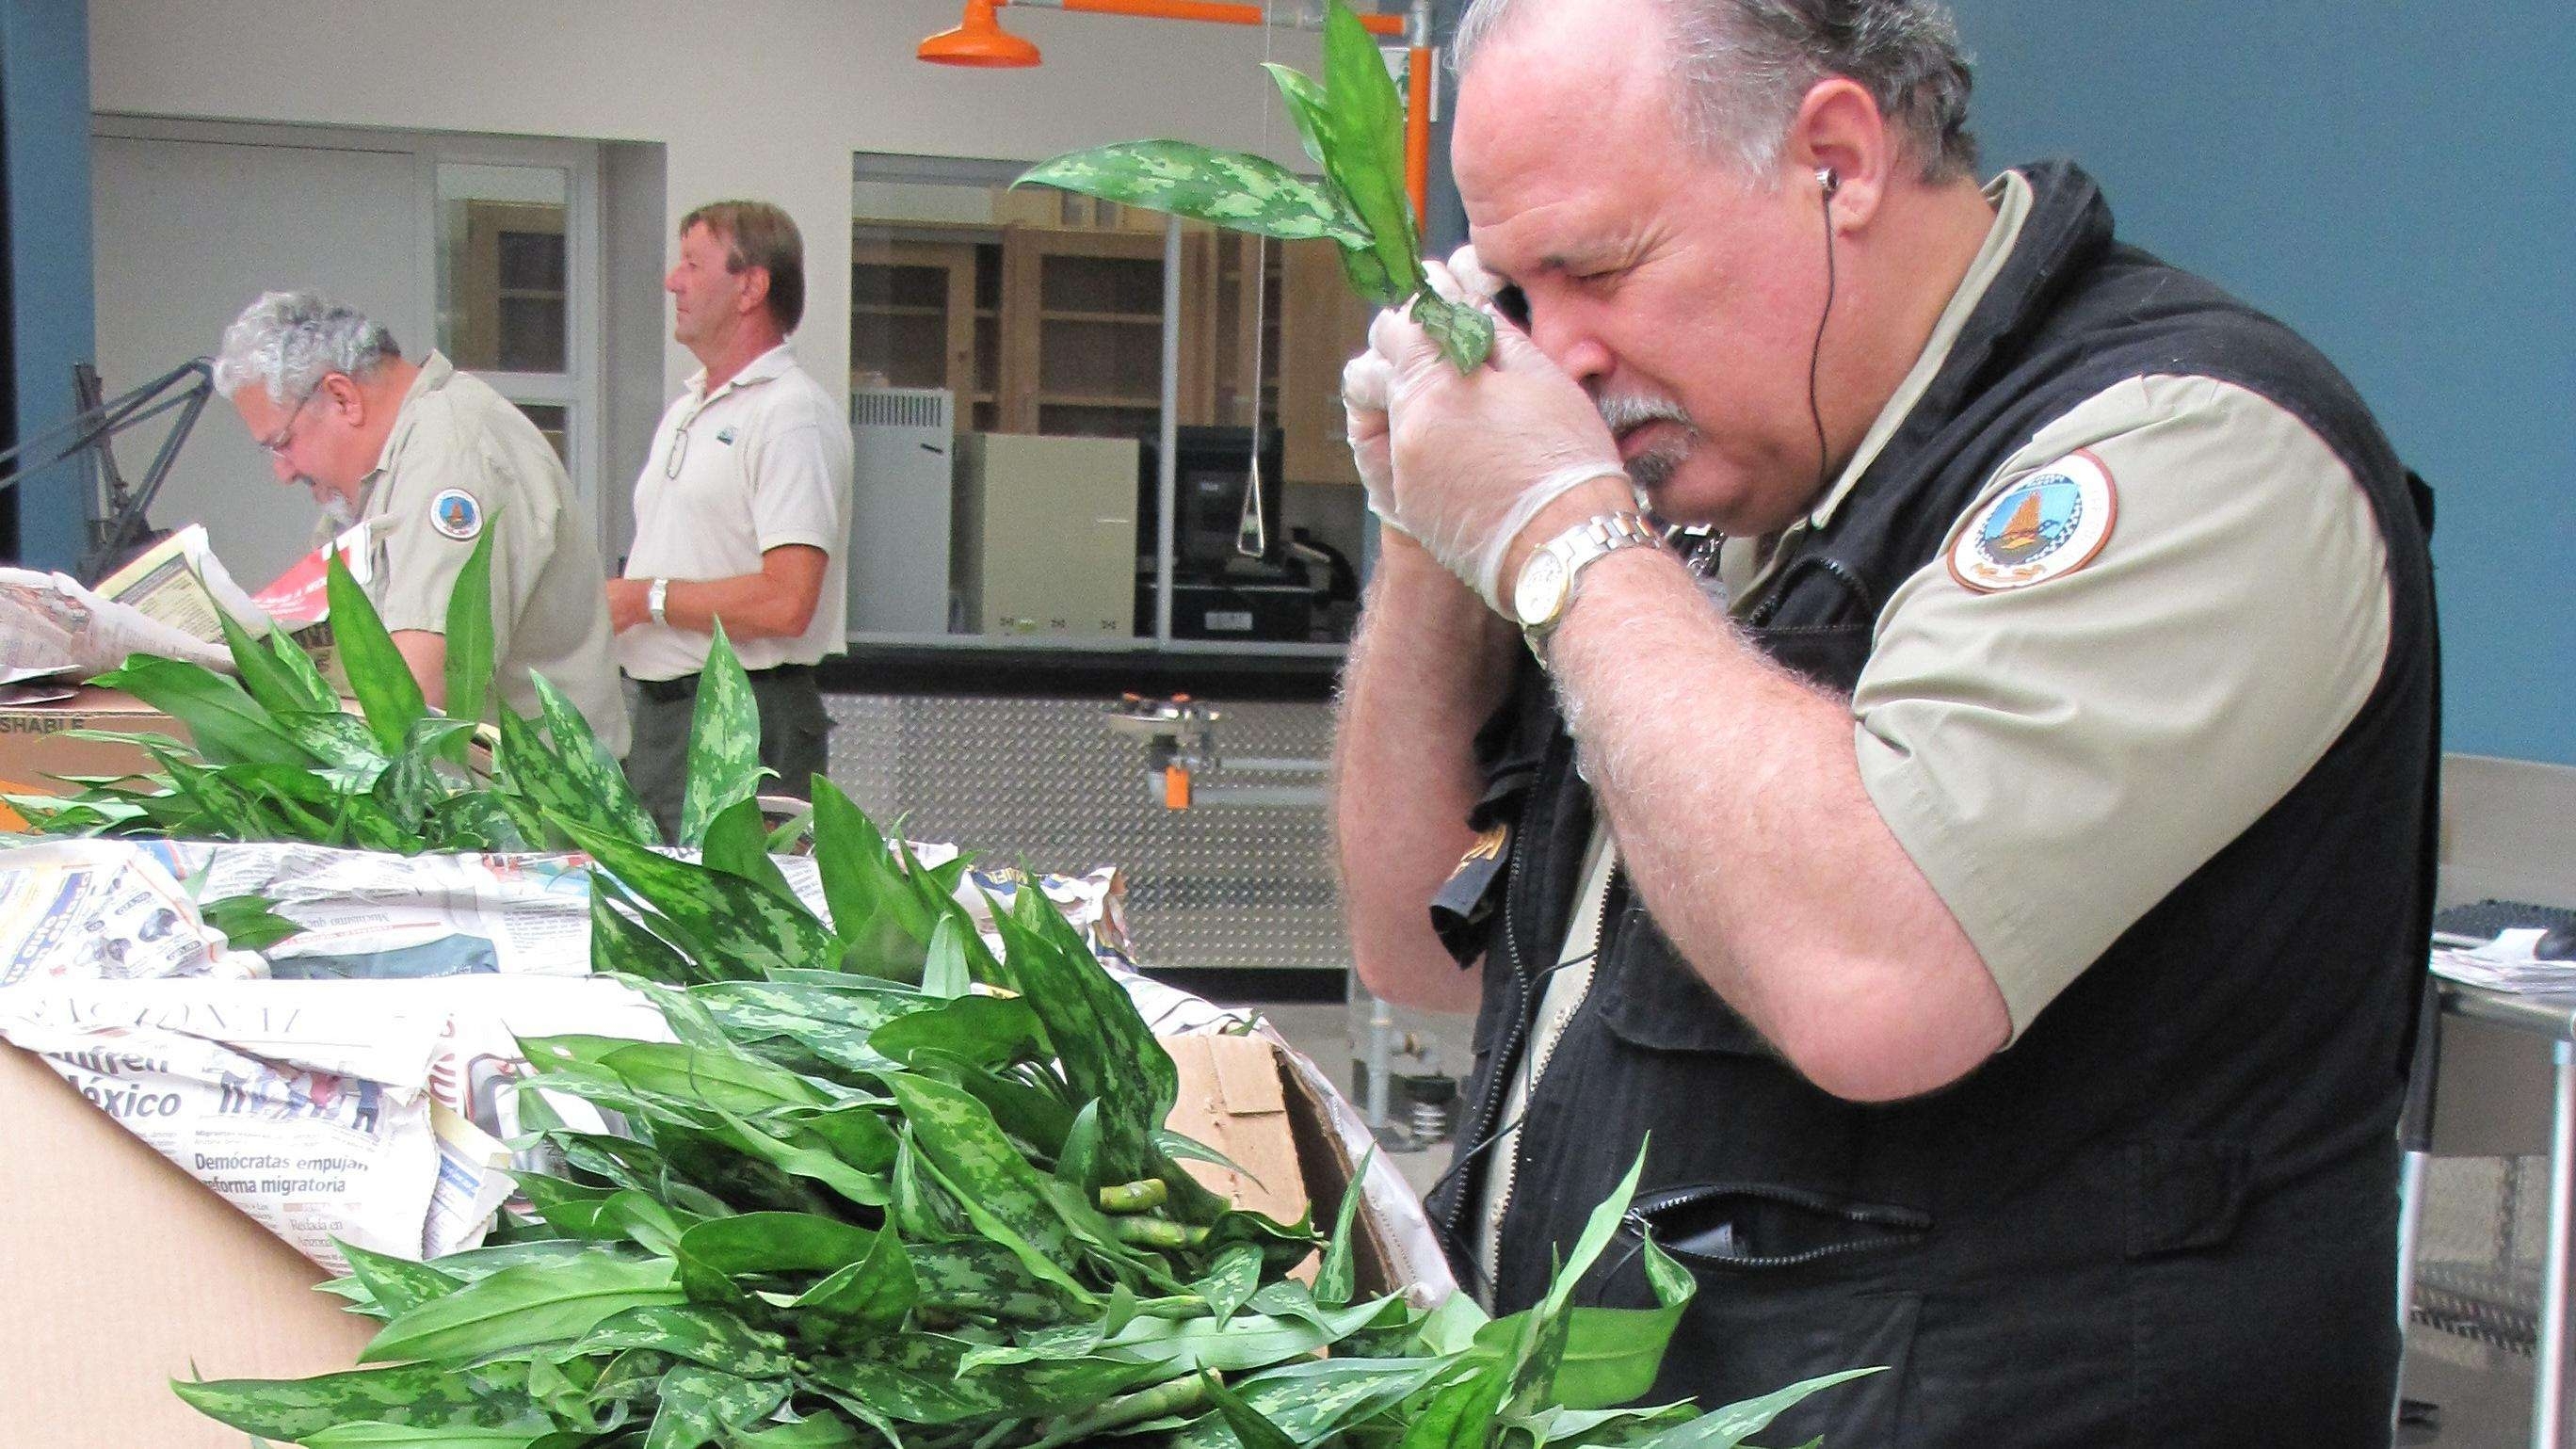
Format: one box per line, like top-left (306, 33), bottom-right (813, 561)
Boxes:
top-left (917, 0), bottom-right (1435, 217)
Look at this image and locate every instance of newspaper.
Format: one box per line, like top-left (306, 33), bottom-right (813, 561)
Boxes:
top-left (0, 566), bottom-right (233, 675)
top-left (0, 836), bottom-right (1446, 1297)
top-left (89, 523), bottom-right (275, 648)
top-left (0, 839), bottom-right (254, 988)
top-left (0, 975), bottom-right (665, 1267)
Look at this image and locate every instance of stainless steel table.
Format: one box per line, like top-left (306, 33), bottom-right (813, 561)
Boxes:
top-left (2399, 978), bottom-right (2576, 1449)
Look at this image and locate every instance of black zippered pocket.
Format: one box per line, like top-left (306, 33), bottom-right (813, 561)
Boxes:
top-left (1626, 1181), bottom-right (1930, 1272)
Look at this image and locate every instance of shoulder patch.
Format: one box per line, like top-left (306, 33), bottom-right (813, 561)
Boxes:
top-left (428, 488), bottom-right (484, 542)
top-left (1947, 449), bottom-right (2117, 593)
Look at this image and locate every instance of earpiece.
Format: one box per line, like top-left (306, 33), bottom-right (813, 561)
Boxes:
top-left (1816, 167), bottom-right (1841, 197)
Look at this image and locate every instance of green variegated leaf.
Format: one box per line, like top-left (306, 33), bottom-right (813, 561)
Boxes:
top-left (533, 670), bottom-right (659, 844)
top-left (642, 1364), bottom-right (790, 1449)
top-left (1627, 1369), bottom-right (1887, 1449)
top-left (1320, 0), bottom-right (1419, 292)
top-left (1169, 1357), bottom-right (1449, 1449)
top-left (1414, 288), bottom-right (1497, 373)
top-left (201, 893), bottom-right (302, 952)
top-left (338, 1241), bottom-right (465, 1320)
top-left (1551, 1230), bottom-right (1698, 1410)
top-left (442, 520), bottom-right (499, 745)
top-left (90, 655), bottom-right (315, 768)
top-left (1017, 141), bottom-right (1371, 247)
top-left (572, 1303), bottom-right (796, 1377)
top-left (809, 778), bottom-right (935, 976)
top-left (361, 1252), bottom-right (684, 1363)
top-left (700, 794), bottom-right (795, 901)
top-left (1397, 1365), bottom-right (1509, 1449)
top-left (558, 817), bottom-right (836, 980)
top-left (326, 550), bottom-right (429, 755)
top-left (888, 1074), bottom-right (1087, 1296)
top-left (217, 597), bottom-right (333, 718)
top-left (1313, 1149), bottom-right (1373, 1310)
top-left (679, 620), bottom-right (764, 848)
top-left (1263, 63), bottom-right (1337, 174)
top-left (790, 1220), bottom-right (917, 1334)
top-left (172, 1362), bottom-right (549, 1441)
top-left (590, 881), bottom-right (712, 986)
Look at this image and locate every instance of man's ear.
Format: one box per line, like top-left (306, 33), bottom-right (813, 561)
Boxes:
top-left (318, 371), bottom-right (364, 424)
top-left (738, 266), bottom-right (773, 318)
top-left (1787, 75), bottom-right (1892, 230)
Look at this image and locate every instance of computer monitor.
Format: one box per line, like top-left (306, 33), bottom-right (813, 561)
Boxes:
top-left (1136, 426), bottom-right (1284, 576)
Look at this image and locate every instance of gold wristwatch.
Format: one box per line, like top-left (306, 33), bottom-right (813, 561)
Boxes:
top-left (1511, 510), bottom-right (1664, 655)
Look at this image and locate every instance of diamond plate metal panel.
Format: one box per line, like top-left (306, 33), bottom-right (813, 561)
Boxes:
top-left (825, 694), bottom-right (1345, 970)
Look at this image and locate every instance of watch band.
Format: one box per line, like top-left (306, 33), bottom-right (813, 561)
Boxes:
top-left (1516, 509), bottom-right (1664, 656)
top-left (647, 577), bottom-right (670, 627)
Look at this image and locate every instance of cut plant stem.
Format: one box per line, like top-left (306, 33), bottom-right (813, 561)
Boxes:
top-left (1097, 1178), bottom-right (1168, 1214)
top-left (1032, 1369), bottom-right (1218, 1449)
top-left (1109, 1216), bottom-right (1211, 1249)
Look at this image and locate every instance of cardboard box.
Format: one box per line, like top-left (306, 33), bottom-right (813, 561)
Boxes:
top-left (0, 1028), bottom-right (1400, 1447)
top-left (1165, 1031), bottom-right (1401, 1296)
top-left (0, 1042), bottom-right (376, 1449)
top-left (0, 686), bottom-right (189, 825)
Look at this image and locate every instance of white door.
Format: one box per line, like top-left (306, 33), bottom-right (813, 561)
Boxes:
top-left (90, 129), bottom-right (427, 587)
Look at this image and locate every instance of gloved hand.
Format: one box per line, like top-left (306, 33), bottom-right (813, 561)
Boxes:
top-left (1341, 246), bottom-right (1510, 546)
top-left (1367, 254), bottom-right (1631, 612)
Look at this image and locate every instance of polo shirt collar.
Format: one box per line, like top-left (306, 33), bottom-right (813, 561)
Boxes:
top-left (687, 342), bottom-right (798, 404)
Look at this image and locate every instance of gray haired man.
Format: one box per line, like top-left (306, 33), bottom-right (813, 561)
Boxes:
top-left (216, 291), bottom-right (629, 755)
top-left (1335, 0), bottom-right (2434, 1441)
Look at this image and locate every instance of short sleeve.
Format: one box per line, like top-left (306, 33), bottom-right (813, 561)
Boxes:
top-left (749, 421), bottom-right (845, 555)
top-left (371, 429), bottom-right (551, 668)
top-left (1851, 376), bottom-right (2393, 1038)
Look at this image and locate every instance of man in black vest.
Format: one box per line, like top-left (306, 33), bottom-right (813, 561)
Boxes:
top-left (1332, 0), bottom-right (2437, 1442)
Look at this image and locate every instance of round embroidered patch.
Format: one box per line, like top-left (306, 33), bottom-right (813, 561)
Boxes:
top-left (428, 488), bottom-right (484, 542)
top-left (1947, 449), bottom-right (2117, 593)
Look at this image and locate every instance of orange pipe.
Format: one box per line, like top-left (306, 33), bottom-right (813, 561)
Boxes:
top-left (1041, 0), bottom-right (1406, 35)
top-left (1404, 42), bottom-right (1430, 222)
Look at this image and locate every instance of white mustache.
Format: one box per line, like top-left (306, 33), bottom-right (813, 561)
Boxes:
top-left (1596, 394), bottom-right (1694, 436)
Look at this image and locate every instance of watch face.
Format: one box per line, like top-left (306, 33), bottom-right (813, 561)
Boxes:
top-left (1515, 550), bottom-right (1570, 626)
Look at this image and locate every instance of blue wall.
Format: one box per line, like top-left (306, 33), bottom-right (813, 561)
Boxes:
top-left (1, 0), bottom-right (95, 573)
top-left (1955, 0), bottom-right (2574, 764)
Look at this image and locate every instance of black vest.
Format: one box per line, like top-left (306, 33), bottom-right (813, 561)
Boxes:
top-left (1426, 163), bottom-right (2439, 1447)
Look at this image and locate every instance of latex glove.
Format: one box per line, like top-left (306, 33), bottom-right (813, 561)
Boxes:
top-left (1371, 260), bottom-right (1630, 611)
top-left (1340, 246), bottom-right (1505, 543)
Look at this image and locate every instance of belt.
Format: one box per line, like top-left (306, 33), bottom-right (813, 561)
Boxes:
top-left (631, 662), bottom-right (815, 704)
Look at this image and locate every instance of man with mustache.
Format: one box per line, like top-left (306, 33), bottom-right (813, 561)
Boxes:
top-left (1332, 0), bottom-right (2436, 1441)
top-left (217, 291), bottom-right (628, 755)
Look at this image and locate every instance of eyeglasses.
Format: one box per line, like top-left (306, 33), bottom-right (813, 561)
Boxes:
top-left (664, 422), bottom-right (691, 479)
top-left (256, 386), bottom-right (322, 458)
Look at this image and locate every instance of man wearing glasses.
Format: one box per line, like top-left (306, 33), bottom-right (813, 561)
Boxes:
top-left (216, 290), bottom-right (629, 755)
top-left (608, 201), bottom-right (851, 835)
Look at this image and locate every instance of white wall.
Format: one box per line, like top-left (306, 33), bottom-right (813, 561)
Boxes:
top-left (89, 0), bottom-right (1328, 412)
top-left (89, 126), bottom-right (427, 581)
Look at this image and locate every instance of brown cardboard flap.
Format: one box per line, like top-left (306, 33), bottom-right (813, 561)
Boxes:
top-left (0, 1043), bottom-right (377, 1449)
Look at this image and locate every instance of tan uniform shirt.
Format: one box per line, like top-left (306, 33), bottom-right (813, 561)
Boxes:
top-left (1719, 169), bottom-right (2391, 1037)
top-left (359, 351), bottom-right (630, 757)
top-left (617, 344), bottom-right (853, 679)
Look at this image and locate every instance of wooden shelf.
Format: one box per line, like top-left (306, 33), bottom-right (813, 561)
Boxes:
top-left (1035, 392), bottom-right (1159, 408)
top-left (1038, 309), bottom-right (1161, 326)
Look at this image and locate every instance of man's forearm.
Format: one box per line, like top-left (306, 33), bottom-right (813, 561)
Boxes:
top-left (657, 572), bottom-right (813, 641)
top-left (1331, 537), bottom-right (1519, 1015)
top-left (1541, 546), bottom-right (2006, 1100)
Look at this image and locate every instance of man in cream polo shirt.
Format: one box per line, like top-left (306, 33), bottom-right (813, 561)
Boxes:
top-left (216, 291), bottom-right (628, 755)
top-left (610, 201), bottom-right (852, 834)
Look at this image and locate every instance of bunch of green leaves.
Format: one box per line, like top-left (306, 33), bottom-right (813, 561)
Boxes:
top-left (8, 529), bottom-right (768, 861)
top-left (1014, 0), bottom-right (1493, 372)
top-left (175, 790), bottom-right (1876, 1448)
